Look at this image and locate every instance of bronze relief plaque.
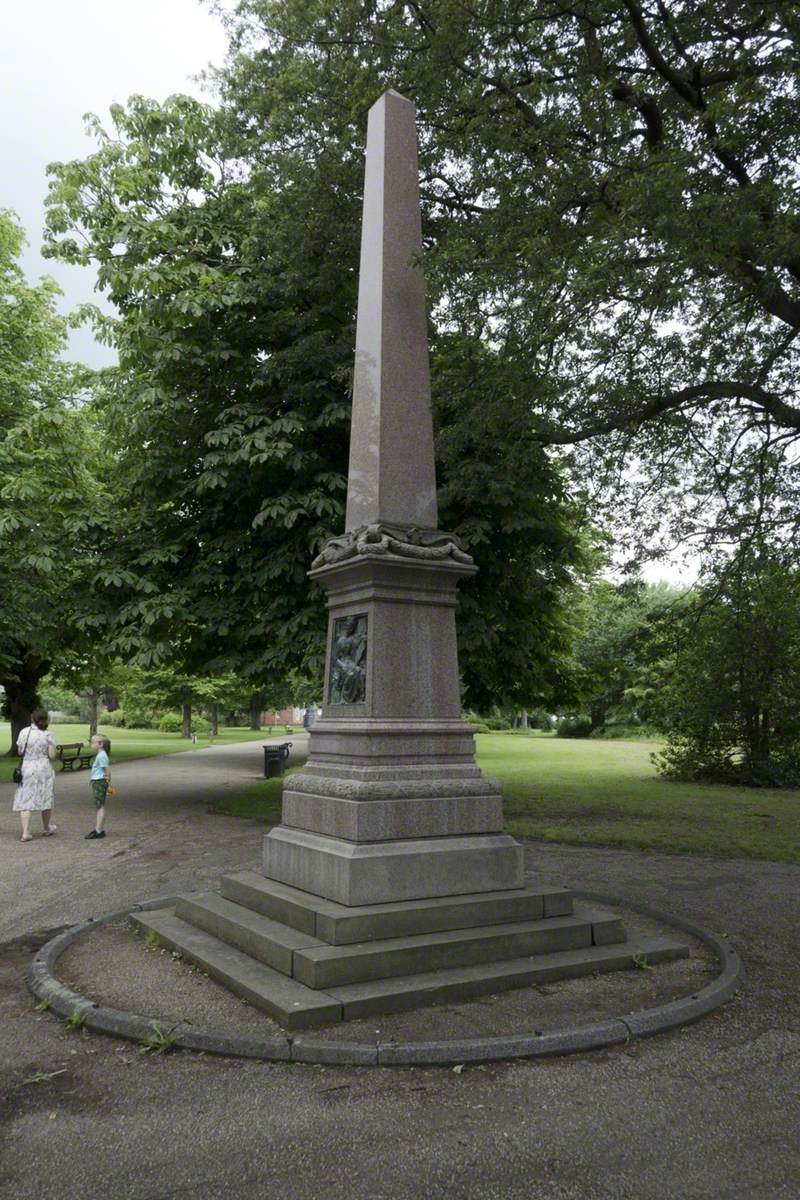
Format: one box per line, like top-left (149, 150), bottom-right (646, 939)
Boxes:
top-left (328, 614), bottom-right (368, 705)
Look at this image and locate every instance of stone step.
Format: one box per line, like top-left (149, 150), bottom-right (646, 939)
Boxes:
top-left (130, 908), bottom-right (341, 1030)
top-left (328, 935), bottom-right (690, 1020)
top-left (292, 907), bottom-right (626, 989)
top-left (220, 869), bottom-right (573, 945)
top-left (175, 892), bottom-right (326, 975)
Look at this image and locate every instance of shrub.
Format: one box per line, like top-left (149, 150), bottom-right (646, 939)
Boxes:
top-left (104, 709), bottom-right (127, 727)
top-left (158, 711), bottom-right (212, 735)
top-left (589, 724), bottom-right (660, 741)
top-left (555, 717), bottom-right (594, 739)
top-left (483, 717), bottom-right (513, 731)
top-left (654, 736), bottom-right (800, 788)
top-left (527, 708), bottom-right (554, 732)
top-left (468, 722), bottom-right (490, 734)
top-left (125, 708), bottom-right (158, 729)
top-left (158, 712), bottom-right (183, 733)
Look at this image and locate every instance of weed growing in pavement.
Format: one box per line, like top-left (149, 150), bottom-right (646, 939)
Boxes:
top-left (140, 1023), bottom-right (179, 1055)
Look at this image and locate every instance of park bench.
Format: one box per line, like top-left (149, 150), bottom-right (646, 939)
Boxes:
top-left (56, 742), bottom-right (94, 772)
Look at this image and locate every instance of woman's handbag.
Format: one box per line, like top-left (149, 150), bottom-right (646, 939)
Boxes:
top-left (12, 729), bottom-right (31, 785)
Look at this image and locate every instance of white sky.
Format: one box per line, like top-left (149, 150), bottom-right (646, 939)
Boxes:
top-left (1, 0), bottom-right (229, 366)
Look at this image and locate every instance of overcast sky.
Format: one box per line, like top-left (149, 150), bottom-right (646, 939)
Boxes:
top-left (2, 0), bottom-right (229, 366)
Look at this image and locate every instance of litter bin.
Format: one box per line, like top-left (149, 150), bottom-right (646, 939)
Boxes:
top-left (263, 742), bottom-right (292, 779)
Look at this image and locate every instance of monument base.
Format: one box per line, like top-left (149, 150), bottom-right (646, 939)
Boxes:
top-left (132, 871), bottom-right (690, 1030)
top-left (262, 826), bottom-right (524, 906)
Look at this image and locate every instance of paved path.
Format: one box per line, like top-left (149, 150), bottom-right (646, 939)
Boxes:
top-left (1, 740), bottom-right (799, 1199)
top-left (0, 736), bottom-right (308, 942)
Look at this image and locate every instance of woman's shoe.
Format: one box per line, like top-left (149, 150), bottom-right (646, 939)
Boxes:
top-left (21, 834), bottom-right (33, 842)
top-left (42, 825), bottom-right (57, 836)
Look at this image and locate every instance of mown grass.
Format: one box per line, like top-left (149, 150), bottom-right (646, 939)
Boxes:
top-left (0, 722), bottom-right (272, 782)
top-left (211, 733), bottom-right (799, 863)
top-left (480, 734), bottom-right (799, 864)
top-left (211, 770), bottom-right (302, 822)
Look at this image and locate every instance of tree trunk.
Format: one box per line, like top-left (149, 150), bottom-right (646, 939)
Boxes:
top-left (249, 692), bottom-right (263, 732)
top-left (208, 703), bottom-right (219, 736)
top-left (86, 689), bottom-right (99, 738)
top-left (2, 652), bottom-right (49, 754)
top-left (181, 702), bottom-right (192, 739)
top-left (589, 702), bottom-right (606, 732)
top-left (519, 709), bottom-right (529, 730)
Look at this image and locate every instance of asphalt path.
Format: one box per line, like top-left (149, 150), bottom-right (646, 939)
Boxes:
top-left (0, 736), bottom-right (300, 941)
top-left (1, 737), bottom-right (798, 1199)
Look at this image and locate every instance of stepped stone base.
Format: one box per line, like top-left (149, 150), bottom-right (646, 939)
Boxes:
top-left (131, 871), bottom-right (689, 1031)
top-left (262, 827), bottom-right (525, 906)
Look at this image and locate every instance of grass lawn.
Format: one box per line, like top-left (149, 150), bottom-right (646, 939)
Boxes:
top-left (211, 770), bottom-right (301, 823)
top-left (481, 733), bottom-right (799, 864)
top-left (212, 733), bottom-right (799, 865)
top-left (0, 723), bottom-right (276, 783)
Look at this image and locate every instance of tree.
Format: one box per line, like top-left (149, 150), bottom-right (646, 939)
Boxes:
top-left (655, 548), bottom-right (800, 786)
top-left (44, 92), bottom-right (588, 709)
top-left (211, 0), bottom-right (800, 568)
top-left (49, 651), bottom-right (118, 737)
top-left (564, 578), bottom-right (684, 733)
top-left (0, 211), bottom-right (104, 751)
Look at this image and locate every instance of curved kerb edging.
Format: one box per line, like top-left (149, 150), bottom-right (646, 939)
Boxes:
top-left (26, 892), bottom-right (744, 1067)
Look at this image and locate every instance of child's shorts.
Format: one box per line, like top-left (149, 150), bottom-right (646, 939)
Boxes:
top-left (91, 779), bottom-right (109, 808)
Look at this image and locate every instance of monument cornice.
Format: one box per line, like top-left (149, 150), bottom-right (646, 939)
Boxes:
top-left (310, 522), bottom-right (475, 572)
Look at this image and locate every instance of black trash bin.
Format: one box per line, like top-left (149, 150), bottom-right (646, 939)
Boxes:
top-left (263, 742), bottom-right (292, 779)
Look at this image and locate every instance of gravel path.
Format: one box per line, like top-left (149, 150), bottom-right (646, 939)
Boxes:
top-left (1, 737), bottom-right (798, 1199)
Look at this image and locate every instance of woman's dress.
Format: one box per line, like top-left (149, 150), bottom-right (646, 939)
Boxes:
top-left (13, 726), bottom-right (55, 812)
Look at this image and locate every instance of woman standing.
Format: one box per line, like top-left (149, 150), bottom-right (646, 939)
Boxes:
top-left (13, 708), bottom-right (57, 841)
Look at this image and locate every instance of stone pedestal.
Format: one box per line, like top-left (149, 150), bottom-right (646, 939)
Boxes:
top-left (263, 550), bottom-right (524, 905)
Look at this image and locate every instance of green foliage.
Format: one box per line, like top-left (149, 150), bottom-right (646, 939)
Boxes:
top-left (481, 717), bottom-right (513, 732)
top-left (139, 1022), bottom-right (178, 1055)
top-left (561, 579), bottom-right (685, 733)
top-left (38, 680), bottom-right (82, 718)
top-left (158, 711), bottom-right (211, 735)
top-left (102, 708), bottom-right (128, 727)
top-left (43, 74), bottom-right (588, 709)
top-left (213, 0), bottom-right (800, 566)
top-left (654, 549), bottom-right (800, 787)
top-left (0, 210), bottom-right (106, 748)
top-left (556, 718), bottom-right (594, 740)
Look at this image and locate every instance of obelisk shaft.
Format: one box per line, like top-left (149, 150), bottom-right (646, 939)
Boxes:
top-left (345, 90), bottom-right (438, 532)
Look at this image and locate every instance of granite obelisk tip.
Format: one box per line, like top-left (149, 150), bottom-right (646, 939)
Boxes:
top-left (344, 89), bottom-right (438, 532)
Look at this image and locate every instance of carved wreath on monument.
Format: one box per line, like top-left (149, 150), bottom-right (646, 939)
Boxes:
top-left (312, 522), bottom-right (474, 570)
top-left (328, 613), bottom-right (368, 705)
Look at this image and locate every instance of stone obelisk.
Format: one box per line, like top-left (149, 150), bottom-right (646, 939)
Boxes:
top-left (132, 93), bottom-right (686, 1030)
top-left (263, 90), bottom-right (523, 906)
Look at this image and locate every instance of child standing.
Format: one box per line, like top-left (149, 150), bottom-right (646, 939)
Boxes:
top-left (86, 735), bottom-right (111, 840)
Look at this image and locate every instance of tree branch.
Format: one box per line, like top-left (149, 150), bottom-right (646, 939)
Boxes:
top-left (537, 380), bottom-right (800, 446)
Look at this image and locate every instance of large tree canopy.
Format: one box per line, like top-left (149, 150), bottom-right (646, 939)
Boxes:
top-left (211, 0), bottom-right (800, 565)
top-left (655, 545), bottom-right (800, 786)
top-left (0, 211), bottom-right (103, 748)
top-left (45, 94), bottom-right (586, 709)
